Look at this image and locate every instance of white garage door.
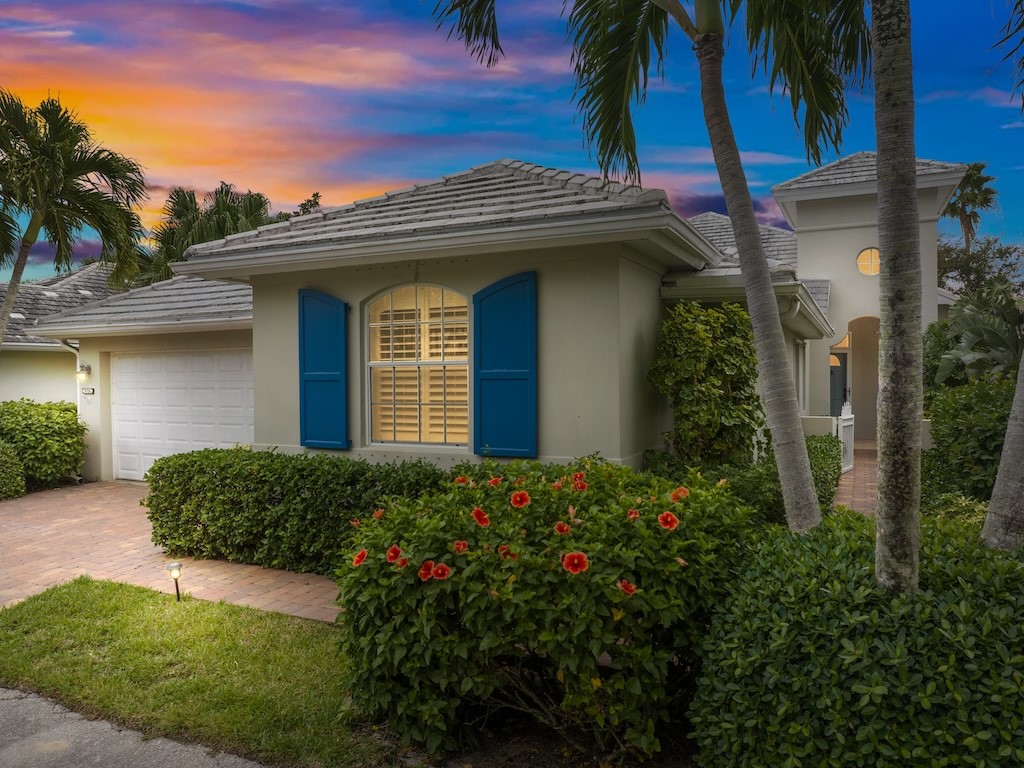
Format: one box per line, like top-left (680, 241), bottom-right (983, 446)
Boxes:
top-left (112, 350), bottom-right (254, 480)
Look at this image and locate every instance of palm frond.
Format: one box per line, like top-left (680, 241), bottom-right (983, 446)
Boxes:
top-left (739, 0), bottom-right (870, 164)
top-left (0, 210), bottom-right (18, 267)
top-left (1000, 0), bottom-right (1024, 105)
top-left (433, 0), bottom-right (504, 67)
top-left (568, 0), bottom-right (669, 182)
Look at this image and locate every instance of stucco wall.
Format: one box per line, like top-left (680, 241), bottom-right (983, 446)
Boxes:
top-left (0, 349), bottom-right (78, 403)
top-left (75, 329), bottom-right (253, 481)
top-left (794, 190), bottom-right (941, 433)
top-left (251, 244), bottom-right (669, 467)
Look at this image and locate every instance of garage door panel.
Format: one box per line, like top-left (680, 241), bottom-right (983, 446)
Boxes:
top-left (113, 350), bottom-right (254, 480)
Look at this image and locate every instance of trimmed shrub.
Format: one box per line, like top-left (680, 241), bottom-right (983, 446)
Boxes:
top-left (0, 441), bottom-right (26, 500)
top-left (644, 434), bottom-right (844, 525)
top-left (648, 302), bottom-right (764, 467)
top-left (0, 399), bottom-right (87, 489)
top-left (923, 375), bottom-right (1014, 499)
top-left (690, 510), bottom-right (1024, 767)
top-left (143, 448), bottom-right (447, 575)
top-left (922, 492), bottom-right (988, 526)
top-left (337, 458), bottom-right (752, 758)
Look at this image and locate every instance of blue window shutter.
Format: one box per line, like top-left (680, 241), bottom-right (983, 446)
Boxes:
top-left (298, 289), bottom-right (351, 449)
top-left (473, 271), bottom-right (537, 457)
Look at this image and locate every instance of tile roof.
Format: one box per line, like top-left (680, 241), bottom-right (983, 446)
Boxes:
top-left (686, 212), bottom-right (831, 315)
top-left (687, 212), bottom-right (797, 268)
top-left (772, 151), bottom-right (967, 193)
top-left (184, 158), bottom-right (672, 263)
top-left (1, 263), bottom-right (123, 347)
top-left (33, 275), bottom-right (252, 337)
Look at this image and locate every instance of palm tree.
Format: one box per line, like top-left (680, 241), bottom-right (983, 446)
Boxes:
top-left (937, 278), bottom-right (1023, 383)
top-left (141, 182), bottom-right (274, 285)
top-left (942, 162), bottom-right (997, 254)
top-left (0, 90), bottom-right (145, 349)
top-left (982, 0), bottom-right (1024, 552)
top-left (871, 0), bottom-right (923, 593)
top-left (435, 0), bottom-right (870, 534)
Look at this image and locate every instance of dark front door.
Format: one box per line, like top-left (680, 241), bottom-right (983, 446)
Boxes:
top-left (830, 353), bottom-right (848, 417)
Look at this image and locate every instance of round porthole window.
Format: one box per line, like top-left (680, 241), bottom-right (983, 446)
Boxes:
top-left (856, 247), bottom-right (880, 275)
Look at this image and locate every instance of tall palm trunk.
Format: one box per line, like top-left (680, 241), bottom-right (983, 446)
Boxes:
top-left (0, 213), bottom-right (42, 353)
top-left (872, 0), bottom-right (921, 593)
top-left (695, 31), bottom-right (821, 533)
top-left (983, 357), bottom-right (1024, 550)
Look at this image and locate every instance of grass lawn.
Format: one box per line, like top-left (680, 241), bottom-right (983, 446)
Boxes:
top-left (0, 577), bottom-right (390, 768)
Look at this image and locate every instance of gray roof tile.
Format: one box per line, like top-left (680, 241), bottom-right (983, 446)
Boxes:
top-left (2, 263), bottom-right (123, 346)
top-left (687, 212), bottom-right (798, 268)
top-left (33, 275), bottom-right (252, 336)
top-left (773, 151), bottom-right (967, 193)
top-left (185, 159), bottom-right (670, 262)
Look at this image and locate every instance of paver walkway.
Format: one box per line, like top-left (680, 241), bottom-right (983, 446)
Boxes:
top-left (0, 481), bottom-right (338, 622)
top-left (834, 448), bottom-right (878, 515)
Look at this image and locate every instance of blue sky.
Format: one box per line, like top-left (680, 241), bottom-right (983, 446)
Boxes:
top-left (1, 0), bottom-right (1022, 282)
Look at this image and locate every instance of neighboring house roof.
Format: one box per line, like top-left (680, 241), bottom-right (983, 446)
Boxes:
top-left (772, 151), bottom-right (967, 193)
top-left (33, 275), bottom-right (252, 338)
top-left (1, 263), bottom-right (122, 349)
top-left (177, 158), bottom-right (721, 279)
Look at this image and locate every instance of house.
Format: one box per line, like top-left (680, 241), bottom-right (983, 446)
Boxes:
top-left (33, 153), bottom-right (965, 482)
top-left (0, 263), bottom-right (122, 403)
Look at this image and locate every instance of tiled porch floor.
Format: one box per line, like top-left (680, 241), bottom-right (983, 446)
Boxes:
top-left (834, 448), bottom-right (878, 515)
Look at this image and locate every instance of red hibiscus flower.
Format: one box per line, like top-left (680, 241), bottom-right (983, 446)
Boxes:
top-left (352, 549), bottom-right (368, 566)
top-left (627, 509), bottom-right (640, 521)
top-left (418, 560), bottom-right (435, 581)
top-left (670, 486), bottom-right (690, 502)
top-left (510, 490), bottom-right (531, 508)
top-left (498, 544), bottom-right (519, 560)
top-left (561, 551), bottom-right (589, 574)
top-left (658, 511), bottom-right (679, 531)
top-left (472, 507), bottom-right (491, 527)
top-left (487, 477), bottom-right (502, 487)
top-left (573, 479), bottom-right (588, 492)
top-left (618, 579), bottom-right (637, 596)
top-left (432, 563), bottom-right (452, 580)
top-left (372, 509), bottom-right (384, 519)
top-left (552, 480), bottom-right (564, 490)
top-left (454, 476), bottom-right (469, 485)
top-left (572, 472), bottom-right (586, 482)
top-left (395, 558), bottom-right (409, 569)
top-left (453, 540), bottom-right (469, 554)
top-left (553, 521), bottom-right (571, 535)
top-left (386, 545), bottom-right (402, 563)
top-left (350, 518), bottom-right (361, 527)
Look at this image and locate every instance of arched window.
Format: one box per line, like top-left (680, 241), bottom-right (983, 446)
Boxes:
top-left (367, 285), bottom-right (468, 445)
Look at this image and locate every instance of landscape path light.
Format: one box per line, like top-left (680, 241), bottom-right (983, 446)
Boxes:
top-left (166, 562), bottom-right (183, 602)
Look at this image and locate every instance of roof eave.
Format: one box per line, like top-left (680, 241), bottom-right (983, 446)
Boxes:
top-left (33, 318), bottom-right (253, 339)
top-left (1, 340), bottom-right (71, 352)
top-left (660, 275), bottom-right (834, 339)
top-left (174, 211), bottom-right (720, 280)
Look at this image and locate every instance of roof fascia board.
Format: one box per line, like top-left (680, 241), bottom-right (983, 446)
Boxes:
top-left (0, 341), bottom-right (69, 352)
top-left (661, 276), bottom-right (833, 338)
top-left (33, 318), bottom-right (253, 339)
top-left (174, 211), bottom-right (720, 280)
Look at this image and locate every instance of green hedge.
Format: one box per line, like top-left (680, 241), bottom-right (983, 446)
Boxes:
top-left (690, 510), bottom-right (1024, 767)
top-left (644, 434), bottom-right (844, 525)
top-left (338, 458), bottom-right (753, 758)
top-left (0, 441), bottom-right (26, 500)
top-left (143, 448), bottom-right (447, 575)
top-left (923, 375), bottom-right (1014, 500)
top-left (0, 399), bottom-right (87, 489)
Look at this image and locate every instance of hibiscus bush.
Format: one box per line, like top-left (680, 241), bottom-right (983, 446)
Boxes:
top-left (337, 458), bottom-right (752, 758)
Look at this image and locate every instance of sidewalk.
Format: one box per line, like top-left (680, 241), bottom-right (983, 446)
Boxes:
top-left (834, 448), bottom-right (878, 515)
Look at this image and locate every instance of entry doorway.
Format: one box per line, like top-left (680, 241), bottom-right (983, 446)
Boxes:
top-left (829, 352), bottom-right (848, 416)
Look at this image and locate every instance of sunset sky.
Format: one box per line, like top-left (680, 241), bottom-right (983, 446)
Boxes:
top-left (2, 0), bottom-right (1022, 282)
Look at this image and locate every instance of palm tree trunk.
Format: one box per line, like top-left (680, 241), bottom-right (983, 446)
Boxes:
top-left (982, 358), bottom-right (1024, 550)
top-left (872, 0), bottom-right (921, 593)
top-left (695, 32), bottom-right (821, 534)
top-left (0, 214), bottom-right (43, 355)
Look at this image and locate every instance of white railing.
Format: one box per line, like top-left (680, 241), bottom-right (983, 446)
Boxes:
top-left (834, 402), bottom-right (855, 473)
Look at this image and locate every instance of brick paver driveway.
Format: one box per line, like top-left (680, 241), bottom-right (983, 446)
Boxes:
top-left (0, 482), bottom-right (338, 622)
